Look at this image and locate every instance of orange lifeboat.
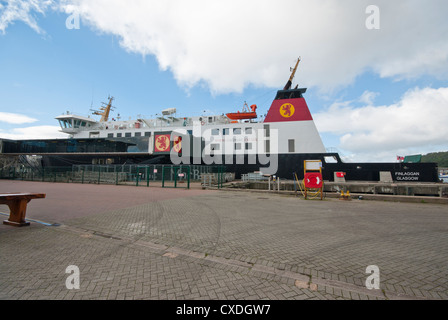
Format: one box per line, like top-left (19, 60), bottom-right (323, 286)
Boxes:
top-left (226, 102), bottom-right (257, 120)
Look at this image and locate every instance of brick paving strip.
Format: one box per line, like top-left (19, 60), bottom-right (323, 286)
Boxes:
top-left (56, 223), bottom-right (431, 300)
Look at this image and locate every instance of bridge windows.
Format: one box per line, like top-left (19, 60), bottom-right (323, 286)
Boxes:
top-left (58, 119), bottom-right (72, 129)
top-left (73, 120), bottom-right (87, 128)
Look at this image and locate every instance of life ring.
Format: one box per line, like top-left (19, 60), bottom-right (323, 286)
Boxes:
top-left (201, 120), bottom-right (205, 126)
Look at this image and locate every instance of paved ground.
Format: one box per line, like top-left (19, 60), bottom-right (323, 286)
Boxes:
top-left (0, 180), bottom-right (447, 300)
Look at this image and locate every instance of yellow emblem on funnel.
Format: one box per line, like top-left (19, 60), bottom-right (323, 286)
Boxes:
top-left (280, 103), bottom-right (295, 118)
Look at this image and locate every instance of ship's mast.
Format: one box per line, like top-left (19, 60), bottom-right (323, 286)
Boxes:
top-left (92, 96), bottom-right (114, 122)
top-left (283, 57), bottom-right (301, 91)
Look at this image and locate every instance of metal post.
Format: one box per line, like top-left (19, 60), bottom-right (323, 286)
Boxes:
top-left (187, 166), bottom-right (190, 189)
top-left (146, 166), bottom-right (149, 187)
top-left (174, 167), bottom-right (178, 188)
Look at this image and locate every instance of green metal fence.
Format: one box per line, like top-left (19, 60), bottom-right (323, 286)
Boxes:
top-left (161, 166), bottom-right (190, 189)
top-left (0, 164), bottom-right (227, 189)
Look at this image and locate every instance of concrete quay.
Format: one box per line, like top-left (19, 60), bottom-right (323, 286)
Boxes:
top-left (228, 180), bottom-right (448, 203)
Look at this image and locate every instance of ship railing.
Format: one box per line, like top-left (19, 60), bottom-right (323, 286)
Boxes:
top-left (0, 164), bottom-right (231, 189)
top-left (241, 172), bottom-right (268, 182)
top-left (201, 172), bottom-right (235, 188)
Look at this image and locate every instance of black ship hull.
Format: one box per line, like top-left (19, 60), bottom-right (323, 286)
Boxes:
top-left (39, 152), bottom-right (439, 182)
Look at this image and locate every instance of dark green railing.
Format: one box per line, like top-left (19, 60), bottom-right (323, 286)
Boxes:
top-left (0, 164), bottom-right (227, 189)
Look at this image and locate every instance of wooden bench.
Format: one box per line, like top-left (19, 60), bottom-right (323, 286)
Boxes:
top-left (0, 193), bottom-right (46, 227)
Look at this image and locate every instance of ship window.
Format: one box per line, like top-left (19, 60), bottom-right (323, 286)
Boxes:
top-left (125, 132), bottom-right (132, 138)
top-left (145, 132), bottom-right (151, 137)
top-left (135, 132), bottom-right (141, 137)
top-left (107, 133), bottom-right (114, 138)
top-left (288, 139), bottom-right (295, 153)
top-left (81, 121), bottom-right (86, 127)
top-left (223, 128), bottom-right (229, 135)
top-left (245, 142), bottom-right (252, 150)
top-left (265, 140), bottom-right (270, 153)
top-left (245, 127), bottom-right (252, 134)
top-left (62, 119), bottom-right (72, 128)
top-left (117, 133), bottom-right (122, 138)
top-left (233, 128), bottom-right (241, 135)
top-left (208, 117), bottom-right (213, 123)
top-left (264, 124), bottom-right (270, 137)
top-left (212, 129), bottom-right (219, 135)
top-left (324, 156), bottom-right (338, 163)
top-left (234, 143), bottom-right (241, 150)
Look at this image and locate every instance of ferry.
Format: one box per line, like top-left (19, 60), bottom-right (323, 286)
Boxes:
top-left (0, 59), bottom-right (440, 182)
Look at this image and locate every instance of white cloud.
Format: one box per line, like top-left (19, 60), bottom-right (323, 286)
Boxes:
top-left (359, 91), bottom-right (379, 106)
top-left (0, 125), bottom-right (67, 140)
top-left (2, 0), bottom-right (448, 93)
top-left (0, 0), bottom-right (53, 34)
top-left (314, 87), bottom-right (448, 161)
top-left (0, 112), bottom-right (38, 124)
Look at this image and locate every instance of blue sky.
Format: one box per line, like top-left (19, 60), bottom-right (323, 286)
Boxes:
top-left (1, 0), bottom-right (448, 162)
